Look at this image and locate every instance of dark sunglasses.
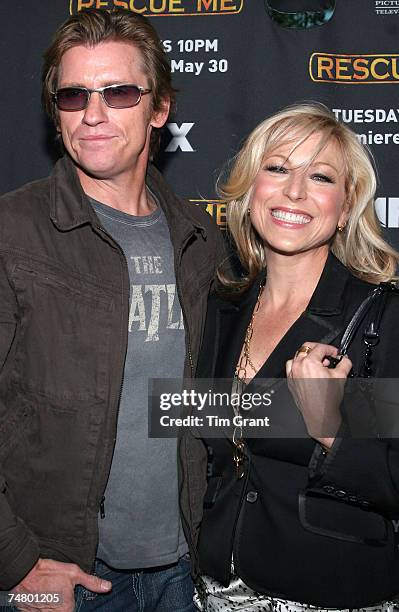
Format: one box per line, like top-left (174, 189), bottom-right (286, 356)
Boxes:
top-left (52, 84), bottom-right (152, 111)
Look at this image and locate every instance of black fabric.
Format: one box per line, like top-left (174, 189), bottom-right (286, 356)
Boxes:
top-left (190, 254), bottom-right (399, 608)
top-left (1, 2), bottom-right (399, 249)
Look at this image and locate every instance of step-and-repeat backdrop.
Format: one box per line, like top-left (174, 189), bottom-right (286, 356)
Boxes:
top-left (1, 1), bottom-right (398, 246)
top-left (1, 0), bottom-right (399, 556)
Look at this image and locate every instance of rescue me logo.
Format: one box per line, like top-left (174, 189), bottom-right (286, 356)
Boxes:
top-left (69, 0), bottom-right (243, 16)
top-left (309, 53), bottom-right (399, 84)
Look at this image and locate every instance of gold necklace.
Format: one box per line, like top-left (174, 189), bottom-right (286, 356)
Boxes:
top-left (235, 280), bottom-right (265, 381)
top-left (232, 280), bottom-right (265, 478)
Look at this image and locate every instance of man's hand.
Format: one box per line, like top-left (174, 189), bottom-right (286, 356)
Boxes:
top-left (286, 342), bottom-right (352, 448)
top-left (12, 558), bottom-right (112, 612)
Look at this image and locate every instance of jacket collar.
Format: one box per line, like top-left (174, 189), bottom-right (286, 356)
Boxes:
top-left (49, 155), bottom-right (206, 242)
top-left (218, 252), bottom-right (349, 314)
top-left (212, 252), bottom-right (352, 379)
top-left (50, 155), bottom-right (96, 230)
top-left (306, 251), bottom-right (349, 315)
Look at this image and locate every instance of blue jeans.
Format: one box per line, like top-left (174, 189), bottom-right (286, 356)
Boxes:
top-left (74, 556), bottom-right (196, 612)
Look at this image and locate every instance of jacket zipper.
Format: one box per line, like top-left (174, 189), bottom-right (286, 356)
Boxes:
top-left (178, 442), bottom-right (200, 574)
top-left (99, 496), bottom-right (105, 519)
top-left (175, 232), bottom-right (196, 377)
top-left (174, 229), bottom-right (204, 571)
top-left (92, 226), bottom-right (129, 533)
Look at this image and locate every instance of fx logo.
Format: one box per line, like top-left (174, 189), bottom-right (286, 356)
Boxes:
top-left (375, 197), bottom-right (399, 228)
top-left (165, 123), bottom-right (195, 152)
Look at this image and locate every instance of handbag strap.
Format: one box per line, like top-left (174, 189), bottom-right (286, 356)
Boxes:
top-left (338, 281), bottom-right (397, 377)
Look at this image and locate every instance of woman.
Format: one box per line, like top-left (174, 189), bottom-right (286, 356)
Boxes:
top-left (178, 103), bottom-right (399, 611)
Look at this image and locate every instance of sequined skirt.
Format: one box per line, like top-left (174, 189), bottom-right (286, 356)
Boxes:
top-left (194, 570), bottom-right (396, 612)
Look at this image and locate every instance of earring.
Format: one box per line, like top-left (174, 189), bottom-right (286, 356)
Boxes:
top-left (337, 223), bottom-right (346, 232)
top-left (247, 208), bottom-right (251, 215)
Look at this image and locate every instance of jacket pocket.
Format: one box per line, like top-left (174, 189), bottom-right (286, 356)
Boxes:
top-left (299, 490), bottom-right (389, 546)
top-left (11, 262), bottom-right (114, 403)
top-left (2, 392), bottom-right (103, 540)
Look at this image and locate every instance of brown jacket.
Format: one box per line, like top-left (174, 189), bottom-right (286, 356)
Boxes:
top-left (0, 155), bottom-right (224, 589)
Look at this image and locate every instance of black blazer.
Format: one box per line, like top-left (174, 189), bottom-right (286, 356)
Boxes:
top-left (195, 253), bottom-right (399, 608)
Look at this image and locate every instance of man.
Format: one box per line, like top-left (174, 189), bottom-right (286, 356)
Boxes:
top-left (0, 9), bottom-right (223, 611)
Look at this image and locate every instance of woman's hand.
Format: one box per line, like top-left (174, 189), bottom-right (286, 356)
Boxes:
top-left (286, 343), bottom-right (352, 449)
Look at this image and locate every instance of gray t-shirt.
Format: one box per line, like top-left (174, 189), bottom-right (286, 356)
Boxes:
top-left (91, 196), bottom-right (187, 569)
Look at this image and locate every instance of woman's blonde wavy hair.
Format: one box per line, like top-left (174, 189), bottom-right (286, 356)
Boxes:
top-left (219, 102), bottom-right (399, 290)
